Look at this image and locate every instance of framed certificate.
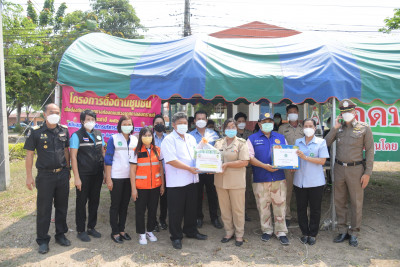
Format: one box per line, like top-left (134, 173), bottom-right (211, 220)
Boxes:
top-left (194, 148), bottom-right (222, 173)
top-left (272, 145), bottom-right (300, 169)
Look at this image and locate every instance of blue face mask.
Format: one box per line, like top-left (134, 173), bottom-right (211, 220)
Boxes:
top-left (261, 122), bottom-right (274, 133)
top-left (225, 129), bottom-right (237, 138)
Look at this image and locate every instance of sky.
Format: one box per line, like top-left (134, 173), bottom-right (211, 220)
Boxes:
top-left (8, 0), bottom-right (400, 40)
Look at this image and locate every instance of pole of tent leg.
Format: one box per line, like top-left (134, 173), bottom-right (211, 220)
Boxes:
top-left (331, 97), bottom-right (337, 230)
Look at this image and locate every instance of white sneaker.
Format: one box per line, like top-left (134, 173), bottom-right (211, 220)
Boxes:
top-left (139, 234), bottom-right (147, 245)
top-left (146, 231), bottom-right (157, 242)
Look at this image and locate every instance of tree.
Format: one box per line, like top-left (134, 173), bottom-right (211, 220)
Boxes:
top-left (90, 0), bottom-right (144, 38)
top-left (380, 8), bottom-right (400, 33)
top-left (39, 0), bottom-right (55, 26)
top-left (27, 1), bottom-right (38, 24)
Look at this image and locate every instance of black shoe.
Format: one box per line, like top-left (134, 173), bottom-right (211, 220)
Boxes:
top-left (160, 221), bottom-right (168, 230)
top-left (186, 233), bottom-right (208, 240)
top-left (279, 236), bottom-right (290, 246)
top-left (77, 232), bottom-right (91, 242)
top-left (245, 213), bottom-right (252, 222)
top-left (38, 243), bottom-right (49, 254)
top-left (196, 218), bottom-right (203, 228)
top-left (87, 228), bottom-right (101, 238)
top-left (211, 218), bottom-right (223, 229)
top-left (55, 235), bottom-right (71, 246)
top-left (154, 223), bottom-right (160, 232)
top-left (261, 233), bottom-right (272, 242)
top-left (172, 239), bottom-right (182, 249)
top-left (285, 219), bottom-right (291, 227)
top-left (333, 233), bottom-right (350, 243)
top-left (120, 233), bottom-right (131, 241)
top-left (349, 235), bottom-right (358, 247)
top-left (300, 236), bottom-right (308, 244)
top-left (308, 236), bottom-right (316, 246)
top-left (111, 234), bottom-right (124, 244)
top-left (235, 240), bottom-right (244, 247)
top-left (221, 236), bottom-right (234, 243)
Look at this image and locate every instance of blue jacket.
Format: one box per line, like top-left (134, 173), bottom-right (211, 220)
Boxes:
top-left (248, 130), bottom-right (286, 183)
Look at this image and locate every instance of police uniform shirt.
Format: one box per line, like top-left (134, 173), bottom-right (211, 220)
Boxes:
top-left (236, 128), bottom-right (252, 140)
top-left (24, 123), bottom-right (70, 170)
top-left (278, 122), bottom-right (304, 146)
top-left (214, 136), bottom-right (250, 189)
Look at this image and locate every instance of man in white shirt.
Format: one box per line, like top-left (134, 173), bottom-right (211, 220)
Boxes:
top-left (161, 112), bottom-right (208, 249)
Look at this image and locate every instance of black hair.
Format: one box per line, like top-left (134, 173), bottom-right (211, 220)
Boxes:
top-left (194, 110), bottom-right (208, 120)
top-left (135, 126), bottom-right (159, 160)
top-left (80, 109), bottom-right (96, 123)
top-left (117, 115), bottom-right (133, 133)
top-left (188, 116), bottom-right (194, 125)
top-left (223, 118), bottom-right (237, 130)
top-left (274, 113), bottom-right (282, 118)
top-left (207, 119), bottom-right (215, 127)
top-left (286, 104), bottom-right (299, 113)
top-left (303, 118), bottom-right (317, 127)
top-left (234, 112), bottom-right (247, 121)
top-left (153, 114), bottom-right (165, 125)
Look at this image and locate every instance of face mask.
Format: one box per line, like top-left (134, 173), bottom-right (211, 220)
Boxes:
top-left (342, 112), bottom-right (355, 122)
top-left (261, 123), bottom-right (274, 133)
top-left (46, 114), bottom-right (60, 125)
top-left (142, 136), bottom-right (153, 145)
top-left (288, 113), bottom-right (298, 122)
top-left (84, 121), bottom-right (96, 131)
top-left (304, 128), bottom-right (315, 137)
top-left (121, 125), bottom-right (133, 134)
top-left (196, 120), bottom-right (207, 128)
top-left (225, 129), bottom-right (237, 138)
top-left (237, 123), bottom-right (246, 130)
top-left (154, 124), bottom-right (165, 132)
top-left (274, 118), bottom-right (281, 124)
top-left (176, 124), bottom-right (188, 135)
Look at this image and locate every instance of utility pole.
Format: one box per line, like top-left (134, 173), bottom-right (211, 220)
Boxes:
top-left (183, 0), bottom-right (191, 37)
top-left (0, 1), bottom-right (11, 191)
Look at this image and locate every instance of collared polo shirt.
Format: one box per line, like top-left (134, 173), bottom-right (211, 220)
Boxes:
top-left (70, 130), bottom-right (105, 149)
top-left (154, 132), bottom-right (167, 147)
top-left (161, 130), bottom-right (199, 188)
top-left (189, 128), bottom-right (219, 146)
top-left (294, 136), bottom-right (330, 188)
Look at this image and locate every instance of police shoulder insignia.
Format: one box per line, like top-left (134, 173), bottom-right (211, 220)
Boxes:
top-left (215, 138), bottom-right (223, 143)
top-left (60, 124), bottom-right (68, 128)
top-left (32, 125), bottom-right (40, 130)
top-left (275, 139), bottom-right (281, 144)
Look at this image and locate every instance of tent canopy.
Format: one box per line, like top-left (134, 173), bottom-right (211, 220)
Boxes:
top-left (57, 32), bottom-right (400, 104)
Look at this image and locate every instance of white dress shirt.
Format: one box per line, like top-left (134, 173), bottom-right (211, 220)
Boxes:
top-left (161, 130), bottom-right (199, 188)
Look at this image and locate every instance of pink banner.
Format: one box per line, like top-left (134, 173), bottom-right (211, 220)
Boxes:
top-left (60, 86), bottom-right (161, 142)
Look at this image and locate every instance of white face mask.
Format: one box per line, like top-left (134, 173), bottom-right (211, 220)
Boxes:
top-left (121, 125), bottom-right (133, 134)
top-left (195, 120), bottom-right (207, 128)
top-left (84, 121), bottom-right (96, 131)
top-left (237, 122), bottom-right (246, 130)
top-left (288, 113), bottom-right (298, 122)
top-left (342, 112), bottom-right (355, 122)
top-left (176, 124), bottom-right (188, 135)
top-left (46, 114), bottom-right (60, 125)
top-left (303, 128), bottom-right (315, 137)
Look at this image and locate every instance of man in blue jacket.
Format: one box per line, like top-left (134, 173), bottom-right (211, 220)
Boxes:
top-left (247, 113), bottom-right (290, 246)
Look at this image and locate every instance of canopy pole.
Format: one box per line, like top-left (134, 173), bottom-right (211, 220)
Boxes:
top-left (55, 84), bottom-right (61, 107)
top-left (331, 97), bottom-right (337, 230)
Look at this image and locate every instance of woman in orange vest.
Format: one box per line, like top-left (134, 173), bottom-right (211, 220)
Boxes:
top-left (129, 126), bottom-right (165, 245)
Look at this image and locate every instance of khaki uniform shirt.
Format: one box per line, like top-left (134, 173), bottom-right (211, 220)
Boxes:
top-left (236, 128), bottom-right (252, 140)
top-left (325, 120), bottom-right (374, 176)
top-left (278, 122), bottom-right (304, 145)
top-left (214, 136), bottom-right (250, 189)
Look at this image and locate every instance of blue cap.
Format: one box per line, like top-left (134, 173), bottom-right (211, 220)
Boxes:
top-left (259, 112), bottom-right (273, 121)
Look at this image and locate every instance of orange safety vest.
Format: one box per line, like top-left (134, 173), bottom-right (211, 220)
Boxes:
top-left (134, 145), bottom-right (162, 189)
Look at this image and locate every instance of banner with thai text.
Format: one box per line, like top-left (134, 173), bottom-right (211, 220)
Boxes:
top-left (349, 100), bottom-right (399, 162)
top-left (60, 86), bottom-right (161, 142)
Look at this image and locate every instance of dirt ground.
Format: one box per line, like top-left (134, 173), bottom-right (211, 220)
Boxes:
top-left (0, 161), bottom-right (399, 267)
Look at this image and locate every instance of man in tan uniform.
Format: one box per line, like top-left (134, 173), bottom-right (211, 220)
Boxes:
top-left (278, 104), bottom-right (304, 226)
top-left (325, 99), bottom-right (374, 247)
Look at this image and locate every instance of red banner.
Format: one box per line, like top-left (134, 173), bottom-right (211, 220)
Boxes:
top-left (60, 86), bottom-right (161, 142)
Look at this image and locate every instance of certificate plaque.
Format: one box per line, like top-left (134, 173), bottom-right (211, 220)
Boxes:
top-left (272, 145), bottom-right (300, 169)
top-left (194, 149), bottom-right (222, 173)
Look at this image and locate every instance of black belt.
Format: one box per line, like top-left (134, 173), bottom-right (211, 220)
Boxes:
top-left (38, 167), bottom-right (64, 173)
top-left (335, 159), bottom-right (363, 167)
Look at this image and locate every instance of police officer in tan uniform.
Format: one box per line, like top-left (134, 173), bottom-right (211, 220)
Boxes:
top-left (278, 104), bottom-right (304, 226)
top-left (325, 99), bottom-right (374, 247)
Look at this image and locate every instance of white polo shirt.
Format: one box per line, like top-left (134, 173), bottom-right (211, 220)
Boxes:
top-left (161, 130), bottom-right (199, 188)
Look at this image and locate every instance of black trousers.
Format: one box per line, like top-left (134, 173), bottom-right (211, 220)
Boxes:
top-left (294, 185), bottom-right (325, 237)
top-left (76, 171), bottom-right (103, 233)
top-left (135, 187), bottom-right (160, 234)
top-left (110, 178), bottom-right (131, 235)
top-left (197, 173), bottom-right (219, 221)
top-left (168, 183), bottom-right (198, 241)
top-left (159, 188), bottom-right (168, 222)
top-left (36, 169), bottom-right (69, 245)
